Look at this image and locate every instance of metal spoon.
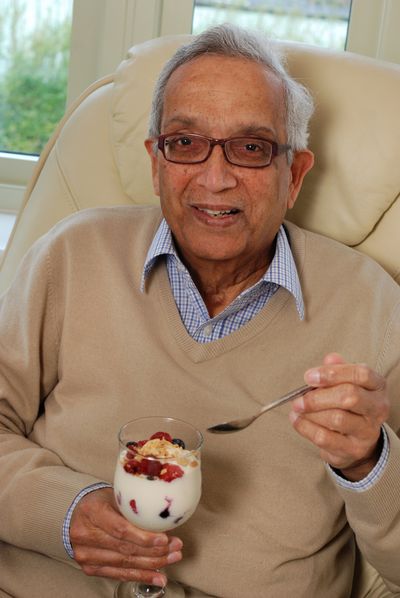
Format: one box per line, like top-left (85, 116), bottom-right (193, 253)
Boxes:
top-left (207, 384), bottom-right (313, 434)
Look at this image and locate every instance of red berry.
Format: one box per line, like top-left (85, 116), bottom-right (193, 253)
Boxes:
top-left (124, 460), bottom-right (141, 474)
top-left (150, 431), bottom-right (173, 443)
top-left (140, 458), bottom-right (163, 477)
top-left (160, 464), bottom-right (184, 482)
top-left (130, 499), bottom-right (138, 514)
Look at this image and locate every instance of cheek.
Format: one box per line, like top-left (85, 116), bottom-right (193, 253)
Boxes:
top-left (258, 168), bottom-right (291, 210)
top-left (245, 174), bottom-right (290, 225)
top-left (247, 177), bottom-right (277, 210)
top-left (158, 174), bottom-right (187, 220)
top-left (159, 166), bottom-right (194, 204)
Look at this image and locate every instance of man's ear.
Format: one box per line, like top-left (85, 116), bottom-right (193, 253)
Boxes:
top-left (145, 138), bottom-right (160, 197)
top-left (287, 149), bottom-right (314, 209)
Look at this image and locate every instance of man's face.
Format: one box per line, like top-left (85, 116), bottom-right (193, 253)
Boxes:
top-left (146, 54), bottom-right (313, 274)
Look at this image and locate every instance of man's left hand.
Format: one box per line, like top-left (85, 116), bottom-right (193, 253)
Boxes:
top-left (289, 353), bottom-right (389, 481)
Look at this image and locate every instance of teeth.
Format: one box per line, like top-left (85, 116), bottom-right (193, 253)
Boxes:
top-left (200, 208), bottom-right (238, 217)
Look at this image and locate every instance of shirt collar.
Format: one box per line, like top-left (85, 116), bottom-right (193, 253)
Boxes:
top-left (141, 218), bottom-right (304, 319)
top-left (265, 225), bottom-right (304, 319)
top-left (141, 218), bottom-right (176, 287)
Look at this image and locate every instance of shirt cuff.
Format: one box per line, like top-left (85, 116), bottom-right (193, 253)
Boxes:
top-left (62, 482), bottom-right (113, 558)
top-left (328, 427), bottom-right (389, 492)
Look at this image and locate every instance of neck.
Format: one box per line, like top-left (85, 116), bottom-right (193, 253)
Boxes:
top-left (182, 253), bottom-right (273, 317)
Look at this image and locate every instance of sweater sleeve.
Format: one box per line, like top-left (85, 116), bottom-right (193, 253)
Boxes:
top-left (0, 238), bottom-right (103, 563)
top-left (335, 426), bottom-right (400, 594)
top-left (334, 300), bottom-right (400, 594)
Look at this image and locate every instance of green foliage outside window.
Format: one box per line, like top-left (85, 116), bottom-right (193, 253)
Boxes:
top-left (0, 4), bottom-right (71, 155)
top-left (0, 0), bottom-right (349, 156)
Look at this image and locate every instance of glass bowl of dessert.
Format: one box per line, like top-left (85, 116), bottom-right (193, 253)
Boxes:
top-left (113, 416), bottom-right (203, 598)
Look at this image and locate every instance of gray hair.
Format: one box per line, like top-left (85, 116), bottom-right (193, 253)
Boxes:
top-left (148, 23), bottom-right (314, 153)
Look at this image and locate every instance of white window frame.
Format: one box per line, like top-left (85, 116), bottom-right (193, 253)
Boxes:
top-left (0, 0), bottom-right (195, 213)
top-left (0, 0), bottom-right (399, 215)
top-left (66, 0), bottom-right (194, 105)
top-left (346, 0), bottom-right (400, 64)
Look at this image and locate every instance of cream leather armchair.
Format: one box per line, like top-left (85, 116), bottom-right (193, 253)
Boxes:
top-left (0, 33), bottom-right (399, 596)
top-left (1, 35), bottom-right (400, 295)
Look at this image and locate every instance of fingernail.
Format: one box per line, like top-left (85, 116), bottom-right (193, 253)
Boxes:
top-left (169, 537), bottom-right (183, 551)
top-left (152, 574), bottom-right (167, 587)
top-left (167, 551), bottom-right (182, 564)
top-left (153, 535), bottom-right (168, 546)
top-left (292, 397), bottom-right (304, 412)
top-left (289, 411), bottom-right (299, 424)
top-left (305, 368), bottom-right (320, 384)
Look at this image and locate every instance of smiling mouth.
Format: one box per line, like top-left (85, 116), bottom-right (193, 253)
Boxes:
top-left (195, 207), bottom-right (240, 218)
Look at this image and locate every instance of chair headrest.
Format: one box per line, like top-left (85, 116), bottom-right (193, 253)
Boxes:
top-left (112, 36), bottom-right (400, 247)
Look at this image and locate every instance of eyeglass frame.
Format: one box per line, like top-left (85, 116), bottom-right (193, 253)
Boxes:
top-left (156, 133), bottom-right (292, 168)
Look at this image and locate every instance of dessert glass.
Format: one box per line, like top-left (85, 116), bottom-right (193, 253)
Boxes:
top-left (113, 416), bottom-right (203, 598)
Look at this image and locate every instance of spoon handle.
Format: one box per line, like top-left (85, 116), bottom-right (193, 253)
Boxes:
top-left (259, 384), bottom-right (313, 415)
top-left (207, 384), bottom-right (315, 434)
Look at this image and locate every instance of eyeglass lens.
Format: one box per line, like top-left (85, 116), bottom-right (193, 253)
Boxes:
top-left (162, 134), bottom-right (274, 167)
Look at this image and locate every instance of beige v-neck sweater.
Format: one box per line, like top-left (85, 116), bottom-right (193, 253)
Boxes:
top-left (1, 206), bottom-right (400, 598)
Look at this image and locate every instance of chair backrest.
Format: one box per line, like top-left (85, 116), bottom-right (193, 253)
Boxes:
top-left (1, 34), bottom-right (400, 294)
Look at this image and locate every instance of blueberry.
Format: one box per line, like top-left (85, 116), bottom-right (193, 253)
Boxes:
top-left (172, 438), bottom-right (185, 449)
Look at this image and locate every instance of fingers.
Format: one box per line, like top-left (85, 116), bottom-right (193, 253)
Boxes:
top-left (74, 491), bottom-right (169, 549)
top-left (81, 561), bottom-right (168, 587)
top-left (74, 545), bottom-right (182, 569)
top-left (75, 538), bottom-right (182, 583)
top-left (288, 354), bottom-right (390, 476)
top-left (289, 410), bottom-right (380, 470)
top-left (75, 544), bottom-right (182, 583)
top-left (70, 488), bottom-right (183, 583)
top-left (304, 355), bottom-right (386, 393)
top-left (292, 383), bottom-right (388, 420)
top-left (73, 520), bottom-right (181, 559)
top-left (293, 405), bottom-right (363, 435)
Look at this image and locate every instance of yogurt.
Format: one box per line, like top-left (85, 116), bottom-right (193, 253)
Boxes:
top-left (113, 435), bottom-right (201, 532)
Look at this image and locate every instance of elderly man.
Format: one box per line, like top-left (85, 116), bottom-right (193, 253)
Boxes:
top-left (0, 24), bottom-right (399, 598)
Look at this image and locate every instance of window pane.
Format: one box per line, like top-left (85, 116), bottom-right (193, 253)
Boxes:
top-left (192, 0), bottom-right (352, 50)
top-left (0, 0), bottom-right (73, 156)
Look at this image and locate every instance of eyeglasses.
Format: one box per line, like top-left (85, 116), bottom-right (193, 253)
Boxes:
top-left (157, 133), bottom-right (291, 168)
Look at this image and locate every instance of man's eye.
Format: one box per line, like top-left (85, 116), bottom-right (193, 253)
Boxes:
top-left (178, 136), bottom-right (192, 146)
top-left (244, 142), bottom-right (262, 152)
top-left (167, 136), bottom-right (192, 147)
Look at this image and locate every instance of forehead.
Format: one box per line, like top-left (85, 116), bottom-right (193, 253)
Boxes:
top-left (161, 54), bottom-right (286, 137)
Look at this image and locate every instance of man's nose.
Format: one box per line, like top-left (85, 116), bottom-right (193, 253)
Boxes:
top-left (196, 145), bottom-right (237, 192)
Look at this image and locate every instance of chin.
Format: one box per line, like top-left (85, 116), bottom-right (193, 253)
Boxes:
top-left (188, 246), bottom-right (244, 263)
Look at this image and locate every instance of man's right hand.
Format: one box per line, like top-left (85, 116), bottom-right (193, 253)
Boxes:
top-left (69, 487), bottom-right (183, 587)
